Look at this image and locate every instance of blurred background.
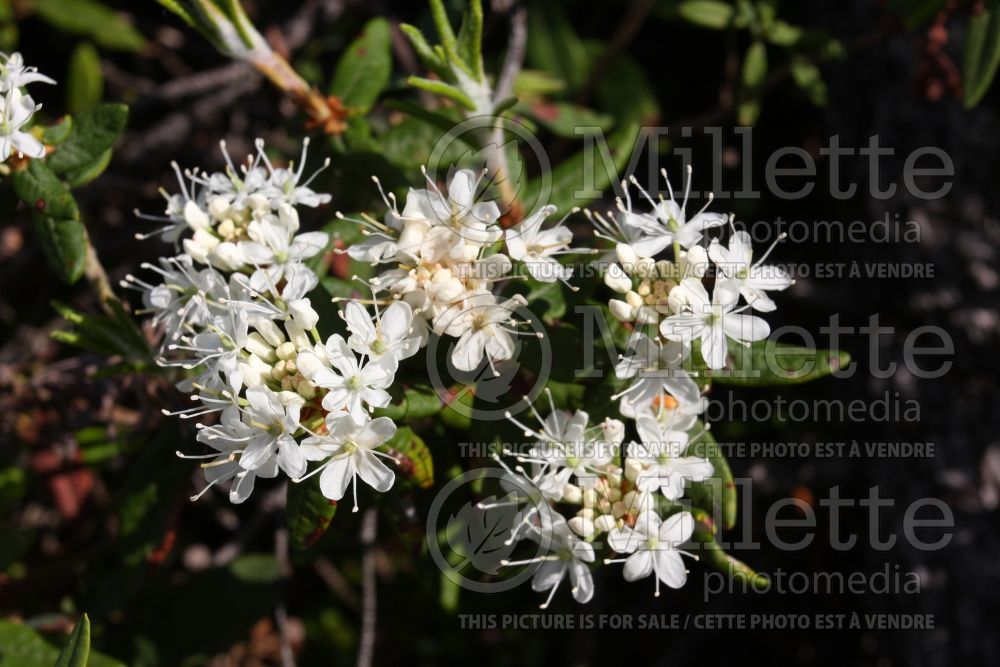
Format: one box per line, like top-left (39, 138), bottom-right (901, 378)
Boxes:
top-left (0, 0), bottom-right (997, 665)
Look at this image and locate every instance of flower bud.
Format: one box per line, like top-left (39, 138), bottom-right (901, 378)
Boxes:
top-left (284, 320), bottom-right (311, 350)
top-left (208, 196), bottom-right (230, 220)
top-left (275, 341), bottom-right (297, 361)
top-left (247, 193), bottom-right (269, 212)
top-left (625, 290), bottom-right (643, 309)
top-left (561, 483), bottom-right (583, 504)
top-left (253, 318), bottom-right (286, 347)
top-left (615, 242), bottom-right (638, 266)
top-left (296, 350), bottom-right (326, 379)
top-left (603, 263), bottom-right (632, 293)
top-left (297, 379), bottom-right (316, 400)
top-left (594, 514), bottom-right (617, 533)
top-left (245, 332), bottom-right (276, 363)
top-left (568, 516), bottom-right (596, 538)
top-left (608, 299), bottom-right (633, 322)
top-left (289, 298), bottom-right (319, 330)
top-left (624, 458), bottom-right (644, 482)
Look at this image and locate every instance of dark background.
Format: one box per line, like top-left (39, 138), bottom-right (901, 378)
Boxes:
top-left (1, 1), bottom-right (997, 665)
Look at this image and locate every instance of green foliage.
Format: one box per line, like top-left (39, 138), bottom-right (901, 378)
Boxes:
top-left (526, 3), bottom-right (588, 91)
top-left (32, 0), bottom-right (145, 51)
top-left (6, 103), bottom-right (128, 283)
top-left (686, 422), bottom-right (737, 530)
top-left (963, 1), bottom-right (1000, 108)
top-left (54, 615), bottom-right (90, 667)
top-left (287, 480), bottom-right (339, 552)
top-left (381, 426), bottom-right (434, 489)
top-left (329, 18), bottom-right (393, 114)
top-left (0, 619), bottom-right (124, 667)
top-left (67, 43), bottom-right (104, 114)
top-left (51, 300), bottom-right (153, 371)
top-left (45, 104), bottom-right (129, 182)
top-left (116, 424), bottom-right (191, 566)
top-left (707, 340), bottom-right (851, 386)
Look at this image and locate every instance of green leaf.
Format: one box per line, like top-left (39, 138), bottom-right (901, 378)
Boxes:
top-left (524, 121), bottom-right (641, 213)
top-left (53, 614), bottom-right (89, 667)
top-left (117, 423), bottom-right (191, 566)
top-left (11, 160), bottom-right (79, 220)
top-left (287, 479), bottom-right (338, 551)
top-left (65, 148), bottom-right (113, 187)
top-left (33, 217), bottom-right (87, 284)
top-left (706, 340), bottom-right (850, 386)
top-left (686, 422), bottom-right (736, 530)
top-left (381, 426), bottom-right (434, 489)
top-left (67, 42), bottom-right (104, 113)
top-left (230, 554), bottom-right (283, 583)
top-left (526, 2), bottom-right (589, 90)
top-left (523, 279), bottom-right (567, 322)
top-left (33, 0), bottom-right (146, 51)
top-left (742, 40), bottom-right (768, 89)
top-left (46, 103), bottom-right (128, 176)
top-left (406, 76), bottom-right (477, 110)
top-left (51, 299), bottom-right (153, 366)
top-left (0, 620), bottom-right (124, 667)
top-left (329, 18), bottom-right (392, 114)
top-left (790, 56), bottom-right (828, 106)
top-left (766, 20), bottom-right (803, 45)
top-left (676, 0), bottom-right (735, 29)
top-left (374, 384), bottom-right (445, 420)
top-left (963, 3), bottom-right (1000, 108)
top-left (456, 0), bottom-right (485, 79)
top-left (515, 101), bottom-right (613, 138)
top-left (692, 522), bottom-right (768, 586)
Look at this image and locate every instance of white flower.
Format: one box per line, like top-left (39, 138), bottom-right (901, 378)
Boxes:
top-left (607, 511), bottom-right (696, 596)
top-left (620, 168), bottom-right (727, 257)
top-left (0, 52), bottom-right (56, 91)
top-left (613, 333), bottom-right (701, 412)
top-left (618, 390), bottom-right (704, 429)
top-left (309, 335), bottom-right (397, 422)
top-left (258, 137), bottom-right (332, 208)
top-left (628, 416), bottom-right (713, 500)
top-left (185, 406), bottom-right (276, 504)
top-left (238, 385), bottom-right (306, 479)
top-left (0, 88), bottom-right (44, 160)
top-left (505, 205), bottom-right (574, 283)
top-left (708, 231), bottom-right (793, 312)
top-left (402, 168), bottom-right (502, 250)
top-left (343, 300), bottom-right (420, 362)
top-left (436, 292), bottom-right (529, 374)
top-left (502, 515), bottom-right (596, 607)
top-left (299, 415), bottom-right (398, 511)
top-left (122, 255), bottom-right (224, 345)
top-left (506, 405), bottom-right (622, 494)
top-left (659, 278), bottom-right (770, 369)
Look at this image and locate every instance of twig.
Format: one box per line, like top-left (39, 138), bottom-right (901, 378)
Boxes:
top-left (314, 557), bottom-right (361, 610)
top-left (274, 485), bottom-right (296, 667)
top-left (83, 234), bottom-right (117, 315)
top-left (355, 509), bottom-right (378, 667)
top-left (488, 7), bottom-right (528, 219)
top-left (494, 7), bottom-right (527, 103)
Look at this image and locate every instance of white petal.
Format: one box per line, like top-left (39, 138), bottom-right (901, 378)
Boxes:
top-left (355, 449), bottom-right (395, 492)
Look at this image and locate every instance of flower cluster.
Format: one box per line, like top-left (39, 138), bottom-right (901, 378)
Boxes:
top-left (477, 166), bottom-right (793, 607)
top-left (0, 51), bottom-right (54, 161)
top-left (343, 168), bottom-right (583, 374)
top-left (128, 140), bottom-right (418, 510)
top-left (591, 166), bottom-right (793, 369)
